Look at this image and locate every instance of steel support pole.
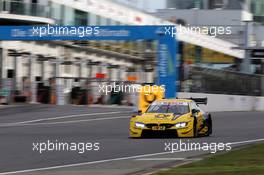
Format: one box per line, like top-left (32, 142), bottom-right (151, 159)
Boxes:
top-left (108, 66), bottom-right (112, 81)
top-left (29, 54), bottom-right (37, 103)
top-left (41, 61), bottom-right (45, 81)
top-left (242, 21), bottom-right (251, 73)
top-left (261, 77), bottom-right (264, 96)
top-left (261, 61), bottom-right (264, 74)
top-left (0, 48), bottom-right (3, 79)
top-left (261, 60), bottom-right (264, 96)
top-left (78, 61), bottom-right (82, 78)
top-left (88, 64), bottom-right (92, 78)
top-left (55, 58), bottom-right (64, 105)
top-left (13, 55), bottom-right (17, 92)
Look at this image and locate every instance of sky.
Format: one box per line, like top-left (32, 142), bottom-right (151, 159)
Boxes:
top-left (113, 0), bottom-right (166, 12)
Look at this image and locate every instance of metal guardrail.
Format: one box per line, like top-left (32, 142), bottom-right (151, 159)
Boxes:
top-left (183, 66), bottom-right (264, 96)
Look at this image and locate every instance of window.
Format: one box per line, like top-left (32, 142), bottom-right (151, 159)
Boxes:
top-left (167, 0), bottom-right (203, 9)
top-left (210, 0), bottom-right (224, 9)
top-left (100, 17), bottom-right (107, 25)
top-left (251, 0), bottom-right (264, 16)
top-left (87, 12), bottom-right (90, 25)
top-left (74, 10), bottom-right (87, 26)
top-left (146, 103), bottom-right (189, 115)
top-left (214, 0), bottom-right (224, 6)
top-left (106, 18), bottom-right (111, 25)
top-left (63, 6), bottom-right (74, 25)
top-left (50, 2), bottom-right (62, 24)
top-left (96, 15), bottom-right (101, 25)
top-left (89, 13), bottom-right (97, 25)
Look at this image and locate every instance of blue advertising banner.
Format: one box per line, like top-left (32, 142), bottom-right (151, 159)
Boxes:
top-left (0, 25), bottom-right (178, 98)
top-left (0, 25), bottom-right (163, 40)
top-left (157, 37), bottom-right (178, 98)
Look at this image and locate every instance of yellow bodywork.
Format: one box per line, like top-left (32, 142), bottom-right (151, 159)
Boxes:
top-left (130, 99), bottom-right (208, 138)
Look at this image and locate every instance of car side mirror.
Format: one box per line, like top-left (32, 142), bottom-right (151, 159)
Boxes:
top-left (131, 110), bottom-right (142, 118)
top-left (192, 109), bottom-right (199, 114)
top-left (131, 114), bottom-right (136, 118)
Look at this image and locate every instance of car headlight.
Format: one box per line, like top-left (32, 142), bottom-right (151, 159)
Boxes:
top-left (175, 122), bottom-right (187, 128)
top-left (135, 122), bottom-right (145, 128)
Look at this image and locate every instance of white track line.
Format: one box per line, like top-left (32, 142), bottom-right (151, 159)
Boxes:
top-left (0, 138), bottom-right (264, 175)
top-left (89, 104), bottom-right (134, 109)
top-left (0, 151), bottom-right (175, 175)
top-left (230, 138), bottom-right (264, 145)
top-left (0, 111), bottom-right (130, 126)
top-left (135, 158), bottom-right (202, 161)
top-left (0, 116), bottom-right (130, 127)
top-left (135, 158), bottom-right (185, 161)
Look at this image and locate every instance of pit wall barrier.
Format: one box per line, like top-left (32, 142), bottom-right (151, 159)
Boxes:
top-left (178, 92), bottom-right (264, 112)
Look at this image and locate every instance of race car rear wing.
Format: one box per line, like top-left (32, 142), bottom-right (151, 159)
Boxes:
top-left (189, 97), bottom-right (208, 105)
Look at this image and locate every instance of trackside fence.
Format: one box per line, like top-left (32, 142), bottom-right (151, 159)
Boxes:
top-left (181, 66), bottom-right (264, 96)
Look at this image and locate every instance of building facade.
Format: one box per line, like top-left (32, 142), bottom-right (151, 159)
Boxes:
top-left (0, 0), bottom-right (245, 104)
top-left (155, 0), bottom-right (264, 73)
top-left (166, 0), bottom-right (264, 24)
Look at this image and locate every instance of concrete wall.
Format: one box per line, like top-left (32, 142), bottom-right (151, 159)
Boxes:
top-left (178, 92), bottom-right (264, 112)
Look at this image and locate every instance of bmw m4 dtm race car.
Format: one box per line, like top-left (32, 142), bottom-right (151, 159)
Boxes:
top-left (130, 98), bottom-right (212, 138)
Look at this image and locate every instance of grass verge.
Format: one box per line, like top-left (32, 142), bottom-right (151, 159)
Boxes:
top-left (153, 144), bottom-right (264, 175)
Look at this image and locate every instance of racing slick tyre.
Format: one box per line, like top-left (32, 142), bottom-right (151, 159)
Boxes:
top-left (193, 118), bottom-right (198, 138)
top-left (205, 115), bottom-right (212, 136)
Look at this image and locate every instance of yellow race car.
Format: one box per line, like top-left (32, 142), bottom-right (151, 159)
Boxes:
top-left (130, 98), bottom-right (212, 138)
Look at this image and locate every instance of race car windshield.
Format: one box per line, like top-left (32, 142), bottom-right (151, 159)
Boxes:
top-left (146, 104), bottom-right (189, 115)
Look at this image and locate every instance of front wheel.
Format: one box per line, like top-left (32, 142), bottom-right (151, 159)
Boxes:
top-left (205, 115), bottom-right (212, 136)
top-left (192, 118), bottom-right (198, 138)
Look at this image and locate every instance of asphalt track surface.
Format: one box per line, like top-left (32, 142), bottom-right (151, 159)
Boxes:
top-left (0, 104), bottom-right (263, 175)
